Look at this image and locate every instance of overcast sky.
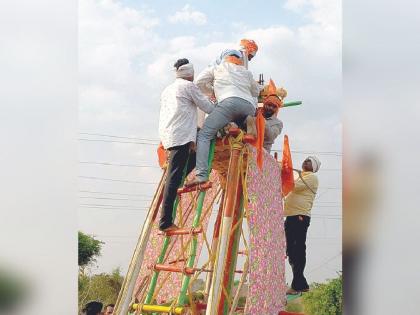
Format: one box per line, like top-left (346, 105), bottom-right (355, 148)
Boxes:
top-left (78, 0), bottom-right (342, 284)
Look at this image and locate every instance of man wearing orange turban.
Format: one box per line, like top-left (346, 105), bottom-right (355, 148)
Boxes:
top-left (239, 39), bottom-right (259, 61)
top-left (261, 80), bottom-right (284, 152)
top-left (262, 95), bottom-right (283, 152)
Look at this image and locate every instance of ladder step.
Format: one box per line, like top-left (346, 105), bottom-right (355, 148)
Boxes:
top-left (152, 264), bottom-right (214, 274)
top-left (177, 181), bottom-right (212, 194)
top-left (228, 127), bottom-right (241, 136)
top-left (243, 134), bottom-right (256, 143)
top-left (157, 227), bottom-right (203, 237)
top-left (154, 264), bottom-right (196, 275)
top-left (168, 258), bottom-right (186, 265)
top-left (132, 303), bottom-right (185, 314)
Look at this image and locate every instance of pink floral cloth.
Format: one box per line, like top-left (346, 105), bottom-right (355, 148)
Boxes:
top-left (245, 146), bottom-right (287, 314)
top-left (134, 171), bottom-right (220, 304)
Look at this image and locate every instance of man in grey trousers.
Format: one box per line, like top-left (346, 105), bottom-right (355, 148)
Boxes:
top-left (186, 51), bottom-right (260, 186)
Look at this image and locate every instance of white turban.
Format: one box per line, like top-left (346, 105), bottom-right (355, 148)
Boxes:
top-left (176, 63), bottom-right (194, 78)
top-left (307, 156), bottom-right (321, 173)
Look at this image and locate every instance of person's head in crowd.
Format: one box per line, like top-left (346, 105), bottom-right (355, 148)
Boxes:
top-left (262, 95), bottom-right (282, 118)
top-left (174, 58), bottom-right (194, 81)
top-left (239, 39), bottom-right (258, 61)
top-left (82, 301), bottom-right (103, 315)
top-left (302, 156), bottom-right (321, 173)
top-left (104, 304), bottom-right (114, 315)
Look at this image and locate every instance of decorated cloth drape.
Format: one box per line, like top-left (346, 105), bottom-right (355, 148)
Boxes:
top-left (245, 146), bottom-right (286, 314)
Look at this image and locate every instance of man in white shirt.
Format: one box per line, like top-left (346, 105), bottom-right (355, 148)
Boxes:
top-left (212, 39), bottom-right (258, 66)
top-left (185, 52), bottom-right (260, 186)
top-left (158, 58), bottom-right (215, 231)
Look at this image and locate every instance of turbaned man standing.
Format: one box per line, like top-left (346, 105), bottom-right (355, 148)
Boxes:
top-left (284, 156), bottom-right (321, 294)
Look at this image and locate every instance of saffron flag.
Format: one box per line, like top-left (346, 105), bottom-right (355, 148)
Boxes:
top-left (281, 135), bottom-right (294, 196)
top-left (157, 142), bottom-right (167, 169)
top-left (255, 108), bottom-right (265, 170)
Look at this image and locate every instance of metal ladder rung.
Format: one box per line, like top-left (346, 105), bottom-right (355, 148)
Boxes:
top-left (177, 181), bottom-right (212, 194)
top-left (157, 227), bottom-right (203, 237)
top-left (132, 303), bottom-right (185, 314)
top-left (153, 264), bottom-right (196, 275)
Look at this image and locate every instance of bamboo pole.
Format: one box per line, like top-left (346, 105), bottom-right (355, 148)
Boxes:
top-left (177, 140), bottom-right (216, 306)
top-left (205, 143), bottom-right (242, 315)
top-left (204, 194), bottom-right (224, 296)
top-left (218, 195), bottom-right (244, 314)
top-left (114, 169), bottom-right (166, 315)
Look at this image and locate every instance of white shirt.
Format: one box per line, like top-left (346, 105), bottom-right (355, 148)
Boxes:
top-left (159, 78), bottom-right (214, 149)
top-left (195, 62), bottom-right (260, 106)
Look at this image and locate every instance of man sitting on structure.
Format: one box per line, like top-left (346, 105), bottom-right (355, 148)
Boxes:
top-left (245, 79), bottom-right (285, 153)
top-left (213, 38), bottom-right (259, 66)
top-left (197, 39), bottom-right (259, 127)
top-left (261, 85), bottom-right (286, 153)
top-left (186, 51), bottom-right (260, 187)
top-left (158, 58), bottom-right (215, 232)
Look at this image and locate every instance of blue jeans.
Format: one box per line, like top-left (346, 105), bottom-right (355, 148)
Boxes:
top-left (195, 97), bottom-right (255, 181)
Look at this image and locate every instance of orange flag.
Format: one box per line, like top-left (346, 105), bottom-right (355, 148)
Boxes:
top-left (281, 135), bottom-right (295, 196)
top-left (255, 108), bottom-right (265, 170)
top-left (157, 142), bottom-right (167, 169)
top-left (249, 108), bottom-right (265, 170)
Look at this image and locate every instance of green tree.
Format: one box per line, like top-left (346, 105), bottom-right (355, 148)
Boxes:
top-left (302, 274), bottom-right (342, 315)
top-left (78, 268), bottom-right (124, 312)
top-left (78, 231), bottom-right (103, 270)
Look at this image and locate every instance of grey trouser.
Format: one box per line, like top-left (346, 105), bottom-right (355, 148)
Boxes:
top-left (196, 97), bottom-right (255, 180)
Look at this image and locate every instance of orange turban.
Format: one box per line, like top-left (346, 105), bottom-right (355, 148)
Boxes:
top-left (240, 39), bottom-right (258, 56)
top-left (263, 95), bottom-right (283, 108)
top-left (263, 79), bottom-right (283, 109)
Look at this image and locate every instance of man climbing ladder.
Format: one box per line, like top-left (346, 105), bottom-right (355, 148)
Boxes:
top-left (158, 58), bottom-right (215, 232)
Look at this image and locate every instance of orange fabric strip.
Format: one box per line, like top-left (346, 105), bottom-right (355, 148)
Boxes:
top-left (157, 142), bottom-right (167, 168)
top-left (224, 55), bottom-right (243, 65)
top-left (281, 135), bottom-right (295, 196)
top-left (255, 110), bottom-right (265, 170)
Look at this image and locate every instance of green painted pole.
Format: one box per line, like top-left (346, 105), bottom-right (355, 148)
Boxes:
top-left (144, 154), bottom-right (191, 306)
top-left (177, 140), bottom-right (216, 306)
top-left (282, 100), bottom-right (302, 107)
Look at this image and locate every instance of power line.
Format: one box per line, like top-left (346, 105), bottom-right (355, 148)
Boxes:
top-left (79, 138), bottom-right (158, 145)
top-left (79, 203), bottom-right (150, 208)
top-left (308, 252), bottom-right (342, 274)
top-left (80, 160), bottom-right (341, 172)
top-left (79, 190), bottom-right (153, 197)
top-left (79, 176), bottom-right (158, 184)
top-left (272, 149), bottom-right (342, 156)
top-left (79, 176), bottom-right (339, 189)
top-left (79, 196), bottom-right (152, 202)
top-left (79, 132), bottom-right (342, 156)
top-left (79, 161), bottom-right (160, 168)
top-left (79, 132), bottom-right (160, 142)
top-left (79, 205), bottom-right (149, 212)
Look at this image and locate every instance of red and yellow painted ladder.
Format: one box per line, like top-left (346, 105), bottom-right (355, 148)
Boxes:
top-left (115, 129), bottom-right (254, 315)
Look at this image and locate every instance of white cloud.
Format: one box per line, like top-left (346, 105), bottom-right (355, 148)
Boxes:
top-left (169, 36), bottom-right (196, 51)
top-left (168, 4), bottom-right (207, 26)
